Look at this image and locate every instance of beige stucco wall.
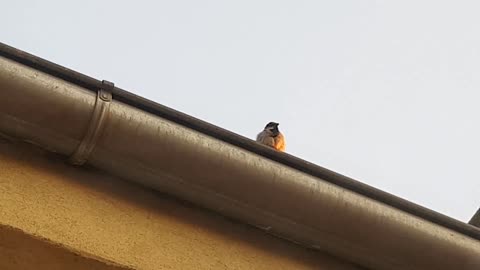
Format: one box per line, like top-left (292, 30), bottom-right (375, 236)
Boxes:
top-left (0, 137), bottom-right (361, 270)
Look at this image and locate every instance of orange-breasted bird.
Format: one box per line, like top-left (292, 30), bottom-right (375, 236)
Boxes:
top-left (256, 122), bottom-right (286, 152)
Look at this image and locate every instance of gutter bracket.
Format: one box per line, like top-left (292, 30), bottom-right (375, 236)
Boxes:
top-left (69, 80), bottom-right (113, 166)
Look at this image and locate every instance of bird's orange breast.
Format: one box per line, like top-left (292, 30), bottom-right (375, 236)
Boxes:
top-left (273, 133), bottom-right (286, 152)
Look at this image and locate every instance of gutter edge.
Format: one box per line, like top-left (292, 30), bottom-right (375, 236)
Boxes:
top-left (1, 41), bottom-right (479, 241)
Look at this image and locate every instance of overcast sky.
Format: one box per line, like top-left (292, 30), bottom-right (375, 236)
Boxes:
top-left (3, 1), bottom-right (479, 222)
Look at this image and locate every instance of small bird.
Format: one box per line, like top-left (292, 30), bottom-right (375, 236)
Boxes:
top-left (256, 122), bottom-right (286, 152)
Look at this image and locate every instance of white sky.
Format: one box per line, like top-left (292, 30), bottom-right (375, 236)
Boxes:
top-left (3, 1), bottom-right (479, 222)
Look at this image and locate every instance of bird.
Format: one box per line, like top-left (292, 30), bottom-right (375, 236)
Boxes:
top-left (256, 122), bottom-right (286, 152)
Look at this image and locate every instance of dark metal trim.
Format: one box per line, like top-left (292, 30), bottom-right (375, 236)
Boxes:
top-left (1, 41), bottom-right (479, 241)
top-left (469, 209), bottom-right (480, 228)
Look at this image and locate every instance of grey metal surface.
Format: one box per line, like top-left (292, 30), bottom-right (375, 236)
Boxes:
top-left (1, 42), bottom-right (479, 242)
top-left (470, 209), bottom-right (480, 227)
top-left (1, 56), bottom-right (480, 270)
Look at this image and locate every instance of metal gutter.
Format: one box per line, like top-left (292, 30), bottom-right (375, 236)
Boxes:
top-left (470, 209), bottom-right (480, 227)
top-left (1, 42), bottom-right (479, 243)
top-left (1, 43), bottom-right (480, 269)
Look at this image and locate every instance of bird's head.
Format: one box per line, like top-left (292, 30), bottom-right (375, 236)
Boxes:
top-left (264, 122), bottom-right (280, 135)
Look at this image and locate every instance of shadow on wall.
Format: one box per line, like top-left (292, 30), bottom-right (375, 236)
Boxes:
top-left (0, 224), bottom-right (132, 270)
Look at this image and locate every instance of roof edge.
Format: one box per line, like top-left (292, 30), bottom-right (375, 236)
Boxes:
top-left (1, 41), bottom-right (479, 241)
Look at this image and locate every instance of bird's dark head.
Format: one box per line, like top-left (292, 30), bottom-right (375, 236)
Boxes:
top-left (264, 122), bottom-right (280, 135)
